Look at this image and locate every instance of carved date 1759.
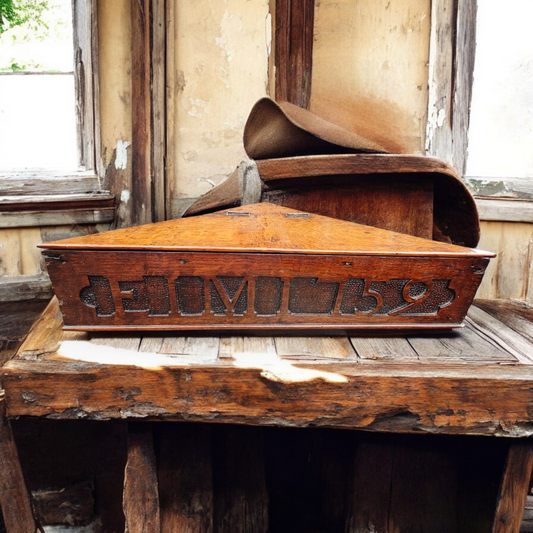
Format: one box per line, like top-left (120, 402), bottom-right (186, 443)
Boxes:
top-left (79, 275), bottom-right (455, 319)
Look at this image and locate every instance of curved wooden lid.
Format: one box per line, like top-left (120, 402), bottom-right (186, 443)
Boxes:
top-left (40, 203), bottom-right (491, 258)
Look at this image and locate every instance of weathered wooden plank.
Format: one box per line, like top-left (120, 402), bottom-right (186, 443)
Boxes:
top-left (0, 192), bottom-right (114, 211)
top-left (131, 0), bottom-right (152, 226)
top-left (15, 297), bottom-right (63, 361)
top-left (475, 299), bottom-right (533, 344)
top-left (476, 198), bottom-right (533, 223)
top-left (408, 324), bottom-right (518, 365)
top-left (212, 425), bottom-right (268, 533)
top-left (0, 275), bottom-right (52, 303)
top-left (6, 352), bottom-right (533, 437)
top-left (350, 336), bottom-right (418, 362)
top-left (0, 207), bottom-right (115, 228)
top-left (151, 0), bottom-right (166, 222)
top-left (0, 172), bottom-right (100, 196)
top-left (123, 424), bottom-right (160, 533)
top-left (90, 335), bottom-right (141, 352)
top-left (72, 0), bottom-right (97, 170)
top-left (159, 337), bottom-right (220, 360)
top-left (467, 306), bottom-right (533, 364)
top-left (275, 0), bottom-right (315, 108)
top-left (219, 336), bottom-right (279, 361)
top-left (158, 424), bottom-right (213, 533)
top-left (276, 336), bottom-right (356, 360)
top-left (426, 0), bottom-right (476, 177)
top-left (0, 391), bottom-right (37, 533)
top-left (492, 443), bottom-right (533, 533)
top-left (139, 336), bottom-right (165, 353)
top-left (495, 223), bottom-right (533, 300)
top-left (218, 336), bottom-right (244, 360)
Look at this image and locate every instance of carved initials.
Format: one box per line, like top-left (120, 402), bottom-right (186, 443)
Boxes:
top-left (79, 274), bottom-right (456, 319)
top-left (80, 276), bottom-right (116, 317)
top-left (209, 276), bottom-right (248, 316)
top-left (119, 276), bottom-right (171, 316)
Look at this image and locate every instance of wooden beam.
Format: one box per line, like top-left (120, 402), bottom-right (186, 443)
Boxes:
top-left (131, 0), bottom-right (153, 226)
top-left (0, 391), bottom-right (38, 533)
top-left (426, 0), bottom-right (477, 177)
top-left (123, 423), bottom-right (160, 532)
top-left (492, 443), bottom-right (533, 533)
top-left (72, 0), bottom-right (99, 172)
top-left (0, 275), bottom-right (52, 304)
top-left (475, 198), bottom-right (533, 223)
top-left (275, 0), bottom-right (315, 108)
top-left (151, 0), bottom-right (166, 222)
top-left (0, 207), bottom-right (115, 229)
top-left (0, 171), bottom-right (100, 196)
top-left (158, 424), bottom-right (214, 532)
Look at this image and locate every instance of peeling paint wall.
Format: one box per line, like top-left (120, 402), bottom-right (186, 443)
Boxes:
top-left (167, 0), bottom-right (271, 213)
top-left (98, 0), bottom-right (133, 171)
top-left (311, 0), bottom-right (430, 152)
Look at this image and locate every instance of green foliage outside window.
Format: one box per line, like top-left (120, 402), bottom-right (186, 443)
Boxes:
top-left (0, 0), bottom-right (50, 36)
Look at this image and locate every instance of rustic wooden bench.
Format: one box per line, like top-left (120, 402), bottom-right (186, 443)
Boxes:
top-left (2, 297), bottom-right (533, 532)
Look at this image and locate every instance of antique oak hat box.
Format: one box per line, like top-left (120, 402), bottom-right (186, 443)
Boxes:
top-left (40, 203), bottom-right (493, 331)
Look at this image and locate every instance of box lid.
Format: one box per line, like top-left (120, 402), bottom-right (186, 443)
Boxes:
top-left (39, 203), bottom-right (493, 258)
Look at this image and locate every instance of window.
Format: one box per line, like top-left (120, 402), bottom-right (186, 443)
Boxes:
top-left (0, 0), bottom-right (113, 230)
top-left (465, 0), bottom-right (533, 203)
top-left (0, 0), bottom-right (77, 170)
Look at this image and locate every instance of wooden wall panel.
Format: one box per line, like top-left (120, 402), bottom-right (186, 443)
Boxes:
top-left (0, 229), bottom-right (43, 278)
top-left (477, 221), bottom-right (533, 304)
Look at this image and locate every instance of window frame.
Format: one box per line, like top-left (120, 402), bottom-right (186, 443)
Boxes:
top-left (426, 0), bottom-right (533, 223)
top-left (0, 0), bottom-right (115, 229)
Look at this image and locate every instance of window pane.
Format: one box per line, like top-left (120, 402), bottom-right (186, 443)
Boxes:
top-left (0, 0), bottom-right (77, 170)
top-left (466, 0), bottom-right (533, 179)
top-left (0, 74), bottom-right (77, 169)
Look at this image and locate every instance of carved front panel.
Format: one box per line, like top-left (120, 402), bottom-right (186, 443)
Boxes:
top-left (44, 251), bottom-right (490, 330)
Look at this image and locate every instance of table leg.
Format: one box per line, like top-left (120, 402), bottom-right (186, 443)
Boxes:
top-left (0, 389), bottom-right (39, 533)
top-left (492, 442), bottom-right (533, 533)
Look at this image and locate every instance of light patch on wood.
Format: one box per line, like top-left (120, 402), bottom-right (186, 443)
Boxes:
top-left (232, 351), bottom-right (348, 383)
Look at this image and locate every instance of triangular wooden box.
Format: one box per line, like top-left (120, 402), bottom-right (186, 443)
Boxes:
top-left (40, 203), bottom-right (493, 331)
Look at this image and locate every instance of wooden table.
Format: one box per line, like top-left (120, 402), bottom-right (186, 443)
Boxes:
top-left (2, 297), bottom-right (533, 532)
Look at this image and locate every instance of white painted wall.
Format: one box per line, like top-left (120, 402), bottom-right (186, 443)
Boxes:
top-left (168, 0), bottom-right (271, 208)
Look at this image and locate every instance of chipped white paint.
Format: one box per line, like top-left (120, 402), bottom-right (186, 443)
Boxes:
top-left (436, 108), bottom-right (446, 127)
top-left (120, 189), bottom-right (130, 203)
top-left (115, 140), bottom-right (131, 170)
top-left (265, 12), bottom-right (272, 56)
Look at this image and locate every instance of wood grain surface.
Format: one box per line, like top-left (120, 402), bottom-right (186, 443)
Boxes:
top-left (0, 393), bottom-right (37, 533)
top-left (39, 202), bottom-right (484, 256)
top-left (3, 298), bottom-right (533, 438)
